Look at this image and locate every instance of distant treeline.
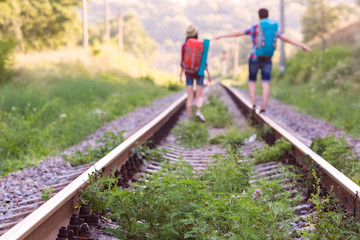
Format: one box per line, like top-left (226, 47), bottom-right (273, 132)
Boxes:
top-left (0, 0), bottom-right (81, 50)
top-left (0, 1), bottom-right (158, 82)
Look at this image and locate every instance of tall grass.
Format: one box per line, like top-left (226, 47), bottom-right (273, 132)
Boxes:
top-left (0, 48), bottom-right (179, 175)
top-left (270, 45), bottom-right (360, 136)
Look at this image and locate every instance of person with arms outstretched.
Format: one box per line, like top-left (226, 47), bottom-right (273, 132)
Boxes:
top-left (214, 8), bottom-right (312, 113)
top-left (180, 25), bottom-right (212, 121)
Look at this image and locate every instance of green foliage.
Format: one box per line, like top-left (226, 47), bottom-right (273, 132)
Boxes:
top-left (167, 82), bottom-right (182, 92)
top-left (210, 126), bottom-right (255, 145)
top-left (271, 45), bottom-right (360, 136)
top-left (80, 154), bottom-right (299, 239)
top-left (274, 45), bottom-right (352, 85)
top-left (131, 142), bottom-right (168, 164)
top-left (201, 94), bottom-right (233, 128)
top-left (301, 0), bottom-right (354, 45)
top-left (64, 131), bottom-right (126, 167)
top-left (201, 153), bottom-right (251, 194)
top-left (311, 135), bottom-right (360, 184)
top-left (301, 170), bottom-right (360, 239)
top-left (253, 138), bottom-right (293, 164)
top-left (0, 72), bottom-right (171, 175)
top-left (41, 186), bottom-right (53, 202)
top-left (172, 121), bottom-right (209, 148)
top-left (89, 12), bottom-right (158, 60)
top-left (0, 40), bottom-right (15, 82)
top-left (0, 0), bottom-right (81, 50)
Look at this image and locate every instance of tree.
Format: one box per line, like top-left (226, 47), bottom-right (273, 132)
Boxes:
top-left (0, 0), bottom-right (82, 51)
top-left (301, 0), bottom-right (353, 49)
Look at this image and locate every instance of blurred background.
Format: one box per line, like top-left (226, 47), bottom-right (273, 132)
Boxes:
top-left (0, 0), bottom-right (360, 174)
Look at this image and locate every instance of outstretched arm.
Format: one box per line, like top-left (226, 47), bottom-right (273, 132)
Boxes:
top-left (279, 35), bottom-right (312, 52)
top-left (213, 31), bottom-right (246, 41)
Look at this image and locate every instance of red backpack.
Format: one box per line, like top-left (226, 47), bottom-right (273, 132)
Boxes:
top-left (182, 39), bottom-right (204, 74)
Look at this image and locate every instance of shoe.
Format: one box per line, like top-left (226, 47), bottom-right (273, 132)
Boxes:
top-left (251, 105), bottom-right (256, 113)
top-left (259, 109), bottom-right (266, 114)
top-left (196, 111), bottom-right (206, 122)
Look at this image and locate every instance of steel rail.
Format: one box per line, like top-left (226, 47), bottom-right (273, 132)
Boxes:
top-left (224, 85), bottom-right (360, 211)
top-left (0, 93), bottom-right (187, 240)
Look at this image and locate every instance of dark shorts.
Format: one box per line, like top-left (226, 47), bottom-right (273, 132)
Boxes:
top-left (186, 75), bottom-right (204, 86)
top-left (249, 57), bottom-right (272, 82)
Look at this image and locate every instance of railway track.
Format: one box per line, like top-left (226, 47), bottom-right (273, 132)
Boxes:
top-left (1, 84), bottom-right (359, 239)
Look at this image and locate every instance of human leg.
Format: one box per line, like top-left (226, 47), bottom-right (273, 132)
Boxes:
top-left (248, 58), bottom-right (259, 107)
top-left (248, 82), bottom-right (257, 107)
top-left (186, 86), bottom-right (194, 117)
top-left (195, 76), bottom-right (204, 112)
top-left (260, 58), bottom-right (272, 111)
top-left (195, 76), bottom-right (205, 122)
top-left (261, 81), bottom-right (270, 111)
top-left (186, 75), bottom-right (195, 117)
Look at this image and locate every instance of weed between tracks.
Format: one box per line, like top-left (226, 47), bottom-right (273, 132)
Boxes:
top-left (172, 121), bottom-right (210, 148)
top-left (201, 94), bottom-right (233, 128)
top-left (253, 138), bottom-right (293, 164)
top-left (80, 150), bottom-right (299, 239)
top-left (300, 170), bottom-right (360, 239)
top-left (79, 131), bottom-right (360, 239)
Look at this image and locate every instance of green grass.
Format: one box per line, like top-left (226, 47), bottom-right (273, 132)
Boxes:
top-left (310, 135), bottom-right (360, 184)
top-left (201, 94), bottom-right (233, 128)
top-left (236, 44), bottom-right (360, 137)
top-left (80, 152), bottom-right (299, 239)
top-left (0, 71), bottom-right (173, 175)
top-left (270, 44), bottom-right (360, 137)
top-left (172, 121), bottom-right (209, 148)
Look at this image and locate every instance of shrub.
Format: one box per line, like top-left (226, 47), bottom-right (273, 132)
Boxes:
top-left (64, 131), bottom-right (126, 167)
top-left (311, 135), bottom-right (360, 183)
top-left (201, 94), bottom-right (233, 128)
top-left (172, 121), bottom-right (209, 148)
top-left (80, 156), bottom-right (298, 239)
top-left (252, 138), bottom-right (293, 164)
top-left (0, 40), bottom-right (15, 83)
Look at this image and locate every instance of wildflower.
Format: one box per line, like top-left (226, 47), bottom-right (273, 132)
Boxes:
top-left (231, 195), bottom-right (235, 199)
top-left (204, 202), bottom-right (209, 207)
top-left (252, 189), bottom-right (262, 200)
top-left (262, 199), bottom-right (267, 204)
top-left (60, 113), bottom-right (67, 119)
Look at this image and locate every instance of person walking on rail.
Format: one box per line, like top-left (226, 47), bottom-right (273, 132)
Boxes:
top-left (213, 8), bottom-right (312, 113)
top-left (180, 25), bottom-right (212, 122)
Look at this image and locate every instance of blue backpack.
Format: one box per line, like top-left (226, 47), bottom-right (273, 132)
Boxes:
top-left (255, 18), bottom-right (279, 57)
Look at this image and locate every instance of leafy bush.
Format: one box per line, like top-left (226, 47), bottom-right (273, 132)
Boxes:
top-left (0, 40), bottom-right (15, 83)
top-left (201, 94), bottom-right (233, 127)
top-left (172, 121), bottom-right (209, 148)
top-left (210, 126), bottom-right (255, 145)
top-left (80, 155), bottom-right (298, 239)
top-left (252, 138), bottom-right (293, 164)
top-left (201, 153), bottom-right (251, 194)
top-left (311, 135), bottom-right (360, 184)
top-left (131, 142), bottom-right (168, 164)
top-left (301, 170), bottom-right (360, 238)
top-left (64, 131), bottom-right (126, 167)
top-left (270, 44), bottom-right (360, 136)
top-left (273, 45), bottom-right (352, 85)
